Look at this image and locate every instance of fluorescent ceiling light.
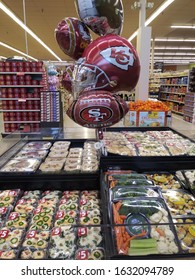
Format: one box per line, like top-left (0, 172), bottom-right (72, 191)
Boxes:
top-left (0, 2), bottom-right (62, 61)
top-left (152, 52), bottom-right (195, 56)
top-left (154, 47), bottom-right (195, 50)
top-left (128, 0), bottom-right (175, 41)
top-left (145, 0), bottom-right (175, 26)
top-left (171, 25), bottom-right (195, 29)
top-left (154, 38), bottom-right (195, 42)
top-left (154, 56), bottom-right (195, 60)
top-left (0, 41), bottom-right (37, 61)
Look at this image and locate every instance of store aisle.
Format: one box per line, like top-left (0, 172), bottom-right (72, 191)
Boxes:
top-left (0, 112), bottom-right (195, 140)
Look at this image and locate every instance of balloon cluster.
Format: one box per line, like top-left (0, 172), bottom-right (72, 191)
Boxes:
top-left (55, 0), bottom-right (140, 128)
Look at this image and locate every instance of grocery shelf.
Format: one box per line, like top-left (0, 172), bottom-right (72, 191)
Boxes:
top-left (0, 72), bottom-right (43, 75)
top-left (0, 85), bottom-right (43, 88)
top-left (160, 84), bottom-right (187, 87)
top-left (4, 121), bottom-right (40, 123)
top-left (0, 109), bottom-right (40, 112)
top-left (0, 98), bottom-right (40, 100)
top-left (160, 98), bottom-right (185, 104)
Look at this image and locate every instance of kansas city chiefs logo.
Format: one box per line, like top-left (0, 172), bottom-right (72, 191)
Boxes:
top-left (100, 46), bottom-right (134, 70)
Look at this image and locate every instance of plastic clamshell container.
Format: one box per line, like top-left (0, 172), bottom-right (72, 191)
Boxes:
top-left (145, 172), bottom-right (183, 191)
top-left (0, 158), bottom-right (41, 173)
top-left (162, 190), bottom-right (195, 217)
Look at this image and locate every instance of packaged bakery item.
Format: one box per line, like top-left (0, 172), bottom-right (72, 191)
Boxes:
top-left (41, 190), bottom-right (61, 199)
top-left (0, 249), bottom-right (18, 259)
top-left (37, 197), bottom-right (59, 209)
top-left (19, 248), bottom-right (47, 259)
top-left (165, 140), bottom-right (187, 156)
top-left (77, 226), bottom-right (103, 249)
top-left (79, 197), bottom-right (100, 211)
top-left (173, 218), bottom-right (195, 253)
top-left (5, 212), bottom-right (29, 229)
top-left (39, 161), bottom-right (64, 172)
top-left (0, 189), bottom-right (21, 208)
top-left (22, 190), bottom-right (41, 200)
top-left (145, 172), bottom-right (183, 191)
top-left (79, 210), bottom-right (101, 225)
top-left (47, 150), bottom-right (68, 158)
top-left (61, 191), bottom-right (80, 202)
top-left (162, 190), bottom-right (195, 217)
top-left (23, 141), bottom-right (52, 150)
top-left (44, 157), bottom-right (66, 164)
top-left (29, 209), bottom-right (53, 231)
top-left (49, 226), bottom-right (76, 259)
top-left (0, 227), bottom-right (24, 250)
top-left (64, 163), bottom-right (81, 173)
top-left (0, 158), bottom-right (41, 172)
top-left (0, 207), bottom-right (11, 227)
top-left (22, 230), bottom-right (50, 249)
top-left (75, 248), bottom-right (105, 260)
top-left (58, 198), bottom-right (78, 212)
top-left (54, 210), bottom-right (77, 227)
top-left (14, 149), bottom-right (48, 160)
top-left (81, 190), bottom-right (99, 198)
top-left (14, 198), bottom-right (37, 214)
top-left (52, 141), bottom-right (71, 149)
top-left (81, 161), bottom-right (99, 173)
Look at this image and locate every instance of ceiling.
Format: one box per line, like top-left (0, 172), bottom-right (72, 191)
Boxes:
top-left (0, 0), bottom-right (195, 64)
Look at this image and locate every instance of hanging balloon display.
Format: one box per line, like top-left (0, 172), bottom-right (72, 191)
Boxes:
top-left (62, 64), bottom-right (74, 92)
top-left (75, 0), bottom-right (124, 36)
top-left (55, 17), bottom-right (92, 60)
top-left (72, 34), bottom-right (140, 96)
top-left (66, 90), bottom-right (128, 128)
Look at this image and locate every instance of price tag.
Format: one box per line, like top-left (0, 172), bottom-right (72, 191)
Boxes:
top-left (78, 227), bottom-right (87, 237)
top-left (9, 212), bottom-right (18, 220)
top-left (33, 207), bottom-right (42, 215)
top-left (59, 198), bottom-right (67, 205)
top-left (0, 207), bottom-right (7, 214)
top-left (52, 227), bottom-right (61, 236)
top-left (148, 111), bottom-right (159, 119)
top-left (79, 211), bottom-right (88, 218)
top-left (26, 230), bottom-right (37, 239)
top-left (0, 229), bottom-right (9, 239)
top-left (8, 190), bottom-right (17, 196)
top-left (80, 199), bottom-right (87, 206)
top-left (17, 72), bottom-right (25, 76)
top-left (56, 210), bottom-right (64, 219)
top-left (77, 250), bottom-right (89, 260)
top-left (17, 199), bottom-right (25, 205)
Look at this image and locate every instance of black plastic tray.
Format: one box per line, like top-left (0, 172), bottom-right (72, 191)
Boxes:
top-left (100, 127), bottom-right (195, 172)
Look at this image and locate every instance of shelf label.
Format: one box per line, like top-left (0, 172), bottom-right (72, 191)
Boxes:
top-left (17, 72), bottom-right (25, 76)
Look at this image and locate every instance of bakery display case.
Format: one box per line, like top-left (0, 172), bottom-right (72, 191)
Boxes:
top-left (0, 127), bottom-right (195, 259)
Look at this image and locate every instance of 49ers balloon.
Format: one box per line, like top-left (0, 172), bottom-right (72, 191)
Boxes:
top-left (72, 34), bottom-right (140, 95)
top-left (66, 90), bottom-right (128, 128)
top-left (75, 0), bottom-right (123, 36)
top-left (55, 17), bottom-right (92, 60)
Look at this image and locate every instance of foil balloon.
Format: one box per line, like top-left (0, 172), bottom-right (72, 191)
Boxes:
top-left (66, 90), bottom-right (128, 128)
top-left (62, 65), bottom-right (74, 92)
top-left (55, 17), bottom-right (92, 60)
top-left (72, 34), bottom-right (140, 95)
top-left (75, 0), bottom-right (123, 36)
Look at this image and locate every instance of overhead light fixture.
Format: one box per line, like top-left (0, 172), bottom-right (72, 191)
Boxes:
top-left (152, 52), bottom-right (195, 56)
top-left (128, 0), bottom-right (175, 41)
top-left (154, 38), bottom-right (195, 42)
top-left (0, 41), bottom-right (37, 61)
top-left (153, 47), bottom-right (195, 50)
top-left (171, 25), bottom-right (195, 29)
top-left (153, 56), bottom-right (195, 60)
top-left (0, 2), bottom-right (62, 61)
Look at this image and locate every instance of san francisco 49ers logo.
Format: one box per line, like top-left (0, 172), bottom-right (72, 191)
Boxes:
top-left (80, 106), bottom-right (112, 123)
top-left (100, 46), bottom-right (134, 70)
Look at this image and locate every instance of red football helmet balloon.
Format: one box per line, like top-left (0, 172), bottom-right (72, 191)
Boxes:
top-left (55, 17), bottom-right (92, 60)
top-left (66, 90), bottom-right (128, 128)
top-left (72, 34), bottom-right (140, 95)
top-left (62, 65), bottom-right (74, 92)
